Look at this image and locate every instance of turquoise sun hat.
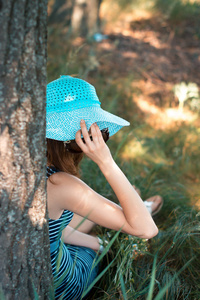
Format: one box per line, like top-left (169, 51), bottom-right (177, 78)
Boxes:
top-left (46, 75), bottom-right (130, 141)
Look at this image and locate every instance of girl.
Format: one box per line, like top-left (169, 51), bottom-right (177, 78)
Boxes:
top-left (46, 75), bottom-right (160, 299)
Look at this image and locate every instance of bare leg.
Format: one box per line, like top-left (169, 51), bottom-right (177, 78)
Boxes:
top-left (133, 185), bottom-right (163, 215)
top-left (69, 213), bottom-right (96, 233)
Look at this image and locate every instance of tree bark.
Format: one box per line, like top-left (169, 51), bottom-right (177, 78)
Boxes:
top-left (0, 0), bottom-right (53, 299)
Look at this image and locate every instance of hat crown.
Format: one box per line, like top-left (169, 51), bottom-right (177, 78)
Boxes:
top-left (46, 75), bottom-right (100, 113)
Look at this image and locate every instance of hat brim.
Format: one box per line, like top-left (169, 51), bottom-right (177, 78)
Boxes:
top-left (46, 106), bottom-right (130, 141)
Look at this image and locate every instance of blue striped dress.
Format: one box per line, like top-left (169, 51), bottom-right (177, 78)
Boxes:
top-left (46, 166), bottom-right (99, 300)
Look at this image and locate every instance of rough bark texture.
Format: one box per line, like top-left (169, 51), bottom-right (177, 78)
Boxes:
top-left (0, 0), bottom-right (53, 299)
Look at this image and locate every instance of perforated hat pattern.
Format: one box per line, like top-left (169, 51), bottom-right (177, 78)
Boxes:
top-left (47, 76), bottom-right (100, 113)
top-left (46, 75), bottom-right (130, 141)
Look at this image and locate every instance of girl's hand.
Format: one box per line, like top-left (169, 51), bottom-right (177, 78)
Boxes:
top-left (75, 120), bottom-right (113, 167)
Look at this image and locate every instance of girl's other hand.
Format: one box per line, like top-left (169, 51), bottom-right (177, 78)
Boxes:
top-left (75, 120), bottom-right (113, 167)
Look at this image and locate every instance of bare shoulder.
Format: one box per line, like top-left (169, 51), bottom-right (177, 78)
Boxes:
top-left (47, 171), bottom-right (92, 210)
top-left (47, 171), bottom-right (87, 189)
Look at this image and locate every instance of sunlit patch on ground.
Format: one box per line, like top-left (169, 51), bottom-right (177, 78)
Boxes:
top-left (100, 1), bottom-right (154, 35)
top-left (133, 96), bottom-right (198, 129)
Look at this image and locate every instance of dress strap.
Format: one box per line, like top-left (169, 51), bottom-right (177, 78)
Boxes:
top-left (46, 166), bottom-right (60, 179)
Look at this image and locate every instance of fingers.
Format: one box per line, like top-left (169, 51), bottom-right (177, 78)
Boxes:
top-left (75, 120), bottom-right (104, 153)
top-left (75, 120), bottom-right (96, 152)
top-left (90, 123), bottom-right (99, 144)
top-left (75, 120), bottom-right (111, 164)
top-left (75, 129), bottom-right (87, 152)
top-left (95, 123), bottom-right (104, 143)
top-left (89, 122), bottom-right (105, 146)
top-left (80, 120), bottom-right (91, 144)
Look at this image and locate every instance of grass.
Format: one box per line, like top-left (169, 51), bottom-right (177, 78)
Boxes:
top-left (47, 1), bottom-right (200, 298)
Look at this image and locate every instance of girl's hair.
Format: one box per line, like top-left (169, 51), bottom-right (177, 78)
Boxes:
top-left (46, 139), bottom-right (84, 178)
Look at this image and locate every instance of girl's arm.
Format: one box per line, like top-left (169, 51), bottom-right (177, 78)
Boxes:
top-left (47, 121), bottom-right (158, 239)
top-left (61, 226), bottom-right (100, 251)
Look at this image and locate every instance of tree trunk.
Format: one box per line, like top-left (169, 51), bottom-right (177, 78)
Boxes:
top-left (86, 0), bottom-right (102, 36)
top-left (0, 0), bottom-right (53, 299)
top-left (71, 0), bottom-right (102, 37)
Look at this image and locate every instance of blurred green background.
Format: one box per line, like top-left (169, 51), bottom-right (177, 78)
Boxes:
top-left (47, 1), bottom-right (200, 299)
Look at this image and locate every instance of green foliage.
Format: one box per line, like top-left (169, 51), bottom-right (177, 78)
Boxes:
top-left (80, 208), bottom-right (199, 299)
top-left (31, 280), bottom-right (39, 300)
top-left (0, 286), bottom-right (6, 300)
top-left (154, 0), bottom-right (200, 24)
